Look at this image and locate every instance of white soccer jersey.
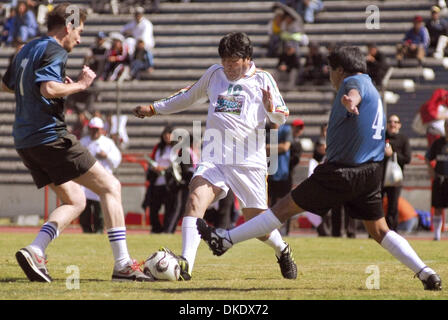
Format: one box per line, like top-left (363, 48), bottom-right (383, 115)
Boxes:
top-left (80, 135), bottom-right (122, 201)
top-left (153, 62), bottom-right (289, 170)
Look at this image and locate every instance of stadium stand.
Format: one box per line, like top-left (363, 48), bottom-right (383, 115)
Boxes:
top-left (0, 0), bottom-right (444, 189)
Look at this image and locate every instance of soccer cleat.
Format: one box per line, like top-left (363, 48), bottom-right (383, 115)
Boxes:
top-left (421, 274), bottom-right (442, 291)
top-left (277, 243), bottom-right (298, 280)
top-left (196, 218), bottom-right (233, 256)
top-left (112, 259), bottom-right (154, 282)
top-left (15, 246), bottom-right (52, 283)
top-left (159, 247), bottom-right (191, 281)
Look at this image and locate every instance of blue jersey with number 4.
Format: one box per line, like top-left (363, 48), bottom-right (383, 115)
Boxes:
top-left (2, 36), bottom-right (68, 149)
top-left (326, 74), bottom-right (385, 165)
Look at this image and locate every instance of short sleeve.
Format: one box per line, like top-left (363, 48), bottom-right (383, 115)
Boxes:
top-left (34, 44), bottom-right (68, 85)
top-left (344, 77), bottom-right (363, 96)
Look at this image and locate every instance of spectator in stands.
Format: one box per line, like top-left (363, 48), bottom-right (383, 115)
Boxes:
top-left (66, 33), bottom-right (110, 114)
top-left (418, 88), bottom-right (448, 147)
top-left (85, 31), bottom-right (110, 78)
top-left (396, 15), bottom-right (430, 67)
top-left (121, 6), bottom-right (155, 53)
top-left (267, 8), bottom-right (286, 57)
top-left (382, 114), bottom-right (412, 231)
top-left (141, 125), bottom-right (178, 234)
top-left (305, 138), bottom-right (329, 236)
top-left (71, 111), bottom-right (89, 139)
top-left (425, 119), bottom-right (448, 241)
top-left (127, 0), bottom-right (160, 14)
top-left (396, 201), bottom-right (419, 234)
top-left (279, 7), bottom-right (308, 54)
top-left (426, 5), bottom-right (448, 59)
top-left (289, 118), bottom-right (305, 184)
top-left (130, 39), bottom-right (154, 80)
top-left (266, 121), bottom-right (293, 236)
top-left (296, 0), bottom-right (324, 24)
top-left (36, 0), bottom-right (54, 26)
top-left (166, 132), bottom-right (199, 233)
top-left (1, 7), bottom-right (16, 46)
top-left (298, 41), bottom-right (328, 85)
top-left (12, 1), bottom-right (38, 43)
top-left (79, 117), bottom-right (122, 234)
top-left (366, 43), bottom-right (390, 88)
top-left (274, 41), bottom-right (300, 91)
top-left (102, 32), bottom-right (130, 81)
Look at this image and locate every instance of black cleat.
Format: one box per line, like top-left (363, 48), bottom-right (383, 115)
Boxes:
top-left (159, 247), bottom-right (192, 281)
top-left (277, 243), bottom-right (298, 280)
top-left (196, 218), bottom-right (233, 256)
top-left (422, 274), bottom-right (442, 291)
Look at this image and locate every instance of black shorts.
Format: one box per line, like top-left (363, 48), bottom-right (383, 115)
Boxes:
top-left (17, 134), bottom-right (97, 189)
top-left (432, 175), bottom-right (448, 208)
top-left (291, 161), bottom-right (384, 221)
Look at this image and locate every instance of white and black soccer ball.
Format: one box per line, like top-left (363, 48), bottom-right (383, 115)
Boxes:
top-left (144, 250), bottom-right (180, 281)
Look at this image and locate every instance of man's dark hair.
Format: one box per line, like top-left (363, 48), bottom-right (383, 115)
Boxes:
top-left (218, 32), bottom-right (253, 60)
top-left (47, 3), bottom-right (87, 31)
top-left (327, 46), bottom-right (367, 74)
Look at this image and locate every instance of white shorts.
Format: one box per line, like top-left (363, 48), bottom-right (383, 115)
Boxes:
top-left (192, 162), bottom-right (268, 209)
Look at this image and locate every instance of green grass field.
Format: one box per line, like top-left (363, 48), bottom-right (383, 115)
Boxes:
top-left (1, 232), bottom-right (447, 300)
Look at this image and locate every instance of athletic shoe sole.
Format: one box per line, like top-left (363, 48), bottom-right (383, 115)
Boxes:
top-left (15, 248), bottom-right (51, 283)
top-left (111, 275), bottom-right (153, 282)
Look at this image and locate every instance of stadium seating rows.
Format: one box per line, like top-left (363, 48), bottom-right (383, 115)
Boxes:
top-left (0, 0), bottom-right (444, 186)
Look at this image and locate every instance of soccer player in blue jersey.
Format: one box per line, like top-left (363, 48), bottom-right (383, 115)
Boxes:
top-left (1, 3), bottom-right (151, 282)
top-left (197, 46), bottom-right (442, 290)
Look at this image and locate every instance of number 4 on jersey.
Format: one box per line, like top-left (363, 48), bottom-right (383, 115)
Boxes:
top-left (372, 98), bottom-right (384, 140)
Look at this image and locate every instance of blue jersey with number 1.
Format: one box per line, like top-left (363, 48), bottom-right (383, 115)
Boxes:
top-left (2, 36), bottom-right (68, 149)
top-left (326, 74), bottom-right (385, 165)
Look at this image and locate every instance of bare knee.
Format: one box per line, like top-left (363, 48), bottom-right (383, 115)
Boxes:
top-left (100, 175), bottom-right (121, 198)
top-left (271, 194), bottom-right (303, 223)
top-left (364, 218), bottom-right (390, 243)
top-left (186, 191), bottom-right (205, 218)
top-left (65, 192), bottom-right (86, 214)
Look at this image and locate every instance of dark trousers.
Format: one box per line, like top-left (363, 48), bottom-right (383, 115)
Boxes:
top-left (331, 205), bottom-right (357, 237)
top-left (317, 205), bottom-right (357, 237)
top-left (164, 186), bottom-right (188, 234)
top-left (147, 185), bottom-right (176, 233)
top-left (204, 190), bottom-right (235, 229)
top-left (268, 178), bottom-right (292, 236)
top-left (382, 186), bottom-right (401, 231)
top-left (79, 199), bottom-right (104, 233)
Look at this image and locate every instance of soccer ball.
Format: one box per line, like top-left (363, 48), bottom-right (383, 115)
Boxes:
top-left (143, 250), bottom-right (180, 281)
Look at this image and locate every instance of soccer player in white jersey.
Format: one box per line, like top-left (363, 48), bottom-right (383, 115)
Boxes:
top-left (133, 32), bottom-right (297, 280)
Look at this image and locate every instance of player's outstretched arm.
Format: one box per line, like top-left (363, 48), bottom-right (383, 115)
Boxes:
top-left (40, 65), bottom-right (96, 99)
top-left (341, 89), bottom-right (361, 115)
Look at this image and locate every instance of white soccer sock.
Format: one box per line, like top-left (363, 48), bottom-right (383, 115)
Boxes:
top-left (107, 227), bottom-right (132, 270)
top-left (433, 215), bottom-right (443, 241)
top-left (181, 216), bottom-right (201, 274)
top-left (228, 209), bottom-right (282, 244)
top-left (30, 222), bottom-right (59, 256)
top-left (263, 229), bottom-right (288, 258)
top-left (381, 231), bottom-right (435, 280)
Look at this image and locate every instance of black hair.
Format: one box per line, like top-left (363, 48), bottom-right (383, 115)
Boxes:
top-left (218, 32), bottom-right (253, 60)
top-left (158, 125), bottom-right (174, 154)
top-left (327, 46), bottom-right (367, 75)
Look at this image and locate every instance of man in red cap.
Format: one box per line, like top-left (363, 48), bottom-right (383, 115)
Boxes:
top-left (396, 15), bottom-right (430, 67)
